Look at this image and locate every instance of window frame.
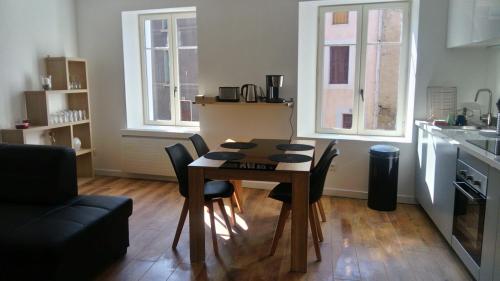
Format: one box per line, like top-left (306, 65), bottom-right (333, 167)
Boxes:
top-left (315, 2), bottom-right (410, 137)
top-left (139, 12), bottom-right (199, 127)
top-left (316, 5), bottom-right (363, 136)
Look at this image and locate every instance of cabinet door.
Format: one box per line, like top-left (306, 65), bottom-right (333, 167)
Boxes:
top-left (416, 127), bottom-right (433, 215)
top-left (447, 0), bottom-right (474, 48)
top-left (472, 0), bottom-right (500, 44)
top-left (483, 167), bottom-right (500, 281)
top-left (416, 128), bottom-right (457, 242)
top-left (430, 134), bottom-right (457, 243)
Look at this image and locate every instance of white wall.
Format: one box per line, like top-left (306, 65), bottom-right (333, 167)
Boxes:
top-left (487, 48), bottom-right (500, 105)
top-left (414, 0), bottom-right (490, 118)
top-left (0, 0), bottom-right (78, 135)
top-left (74, 0), bottom-right (496, 202)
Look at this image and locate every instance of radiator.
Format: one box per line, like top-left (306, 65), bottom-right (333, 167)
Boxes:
top-left (121, 135), bottom-right (195, 177)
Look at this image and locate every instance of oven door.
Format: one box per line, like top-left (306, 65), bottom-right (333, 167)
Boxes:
top-left (452, 181), bottom-right (486, 267)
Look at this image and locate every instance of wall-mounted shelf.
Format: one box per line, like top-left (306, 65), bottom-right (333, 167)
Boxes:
top-left (193, 101), bottom-right (294, 107)
top-left (43, 89), bottom-right (88, 95)
top-left (1, 57), bottom-right (94, 185)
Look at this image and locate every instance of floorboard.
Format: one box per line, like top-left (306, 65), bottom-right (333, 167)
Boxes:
top-left (80, 177), bottom-right (473, 281)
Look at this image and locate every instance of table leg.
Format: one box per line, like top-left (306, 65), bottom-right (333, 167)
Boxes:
top-left (188, 167), bottom-right (205, 262)
top-left (291, 172), bottom-right (309, 272)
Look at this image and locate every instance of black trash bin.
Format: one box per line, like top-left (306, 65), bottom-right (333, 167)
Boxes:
top-left (368, 145), bottom-right (400, 211)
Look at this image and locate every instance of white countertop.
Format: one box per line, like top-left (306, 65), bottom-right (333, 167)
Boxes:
top-left (415, 120), bottom-right (500, 170)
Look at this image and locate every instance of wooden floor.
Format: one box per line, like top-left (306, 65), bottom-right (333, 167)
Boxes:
top-left (80, 177), bottom-right (472, 281)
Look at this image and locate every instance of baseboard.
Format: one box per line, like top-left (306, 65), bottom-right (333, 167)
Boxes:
top-left (94, 169), bottom-right (416, 204)
top-left (242, 180), bottom-right (416, 204)
top-left (95, 169), bottom-right (177, 182)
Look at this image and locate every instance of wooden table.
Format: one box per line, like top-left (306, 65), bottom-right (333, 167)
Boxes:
top-left (188, 139), bottom-right (315, 272)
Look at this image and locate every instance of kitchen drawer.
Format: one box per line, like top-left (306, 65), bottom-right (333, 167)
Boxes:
top-left (458, 149), bottom-right (489, 176)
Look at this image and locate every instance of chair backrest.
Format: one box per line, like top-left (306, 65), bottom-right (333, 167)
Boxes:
top-left (165, 143), bottom-right (194, 198)
top-left (316, 139), bottom-right (337, 166)
top-left (310, 148), bottom-right (339, 203)
top-left (189, 134), bottom-right (210, 157)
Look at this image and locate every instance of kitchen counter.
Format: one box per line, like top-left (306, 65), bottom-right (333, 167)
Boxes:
top-left (415, 120), bottom-right (500, 170)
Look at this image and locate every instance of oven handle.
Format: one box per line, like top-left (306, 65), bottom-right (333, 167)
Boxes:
top-left (453, 181), bottom-right (484, 202)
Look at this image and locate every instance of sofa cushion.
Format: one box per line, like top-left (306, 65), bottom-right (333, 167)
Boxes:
top-left (0, 144), bottom-right (77, 204)
top-left (0, 195), bottom-right (133, 262)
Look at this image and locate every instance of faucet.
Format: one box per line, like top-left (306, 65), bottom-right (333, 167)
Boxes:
top-left (474, 88), bottom-right (493, 126)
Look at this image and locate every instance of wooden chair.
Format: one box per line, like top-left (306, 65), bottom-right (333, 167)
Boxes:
top-left (189, 134), bottom-right (244, 214)
top-left (165, 143), bottom-right (235, 256)
top-left (267, 148), bottom-right (339, 261)
top-left (316, 139), bottom-right (338, 222)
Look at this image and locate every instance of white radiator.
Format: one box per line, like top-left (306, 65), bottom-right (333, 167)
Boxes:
top-left (121, 135), bottom-right (195, 177)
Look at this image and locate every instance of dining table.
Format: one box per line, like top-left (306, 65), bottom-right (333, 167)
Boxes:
top-left (187, 138), bottom-right (316, 272)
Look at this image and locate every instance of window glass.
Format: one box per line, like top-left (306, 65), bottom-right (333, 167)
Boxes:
top-left (329, 46), bottom-right (349, 84)
top-left (177, 17), bottom-right (199, 122)
top-left (316, 4), bottom-right (408, 136)
top-left (320, 10), bottom-right (358, 130)
top-left (362, 8), bottom-right (403, 131)
top-left (141, 13), bottom-right (199, 126)
top-left (144, 19), bottom-right (172, 122)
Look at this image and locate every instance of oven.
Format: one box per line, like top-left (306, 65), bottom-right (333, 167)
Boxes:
top-left (451, 159), bottom-right (487, 279)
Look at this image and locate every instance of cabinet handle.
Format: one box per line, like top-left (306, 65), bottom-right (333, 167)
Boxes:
top-left (453, 182), bottom-right (483, 202)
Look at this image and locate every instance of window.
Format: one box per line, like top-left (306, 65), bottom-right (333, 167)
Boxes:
top-left (139, 12), bottom-right (199, 126)
top-left (317, 2), bottom-right (409, 136)
top-left (329, 46), bottom-right (349, 84)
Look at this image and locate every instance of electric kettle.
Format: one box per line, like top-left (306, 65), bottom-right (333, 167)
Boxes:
top-left (241, 84), bottom-right (258, 103)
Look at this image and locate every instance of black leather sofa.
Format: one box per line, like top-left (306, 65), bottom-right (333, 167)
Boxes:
top-left (0, 144), bottom-right (133, 281)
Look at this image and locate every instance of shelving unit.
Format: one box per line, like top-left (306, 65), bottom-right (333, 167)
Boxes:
top-left (1, 57), bottom-right (94, 185)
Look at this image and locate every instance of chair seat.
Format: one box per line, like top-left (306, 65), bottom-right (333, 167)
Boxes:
top-left (269, 183), bottom-right (319, 204)
top-left (268, 183), bottom-right (293, 203)
top-left (204, 181), bottom-right (234, 200)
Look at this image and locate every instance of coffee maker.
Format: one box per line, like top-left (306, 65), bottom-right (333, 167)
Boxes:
top-left (266, 75), bottom-right (284, 103)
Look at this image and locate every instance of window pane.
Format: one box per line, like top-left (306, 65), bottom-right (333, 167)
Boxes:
top-left (324, 10), bottom-right (357, 44)
top-left (177, 18), bottom-right (197, 47)
top-left (145, 19), bottom-right (168, 48)
top-left (180, 84), bottom-right (199, 121)
top-left (153, 84), bottom-right (171, 120)
top-left (320, 9), bottom-right (358, 130)
top-left (332, 12), bottom-right (349, 25)
top-left (329, 46), bottom-right (349, 84)
top-left (178, 49), bottom-right (199, 121)
top-left (363, 45), bottom-right (401, 131)
top-left (367, 9), bottom-right (403, 43)
top-left (321, 45), bottom-right (357, 130)
top-left (146, 49), bottom-right (171, 121)
top-left (177, 17), bottom-right (199, 122)
top-left (363, 8), bottom-right (403, 131)
top-left (152, 50), bottom-right (170, 84)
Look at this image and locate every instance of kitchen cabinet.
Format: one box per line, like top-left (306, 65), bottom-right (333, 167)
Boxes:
top-left (486, 168), bottom-right (500, 281)
top-left (415, 126), bottom-right (458, 243)
top-left (447, 0), bottom-right (500, 48)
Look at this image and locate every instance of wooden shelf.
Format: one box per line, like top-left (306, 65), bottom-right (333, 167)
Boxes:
top-left (2, 120), bottom-right (90, 132)
top-left (26, 89), bottom-right (88, 95)
top-left (193, 101), bottom-right (294, 107)
top-left (76, 148), bottom-right (93, 156)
